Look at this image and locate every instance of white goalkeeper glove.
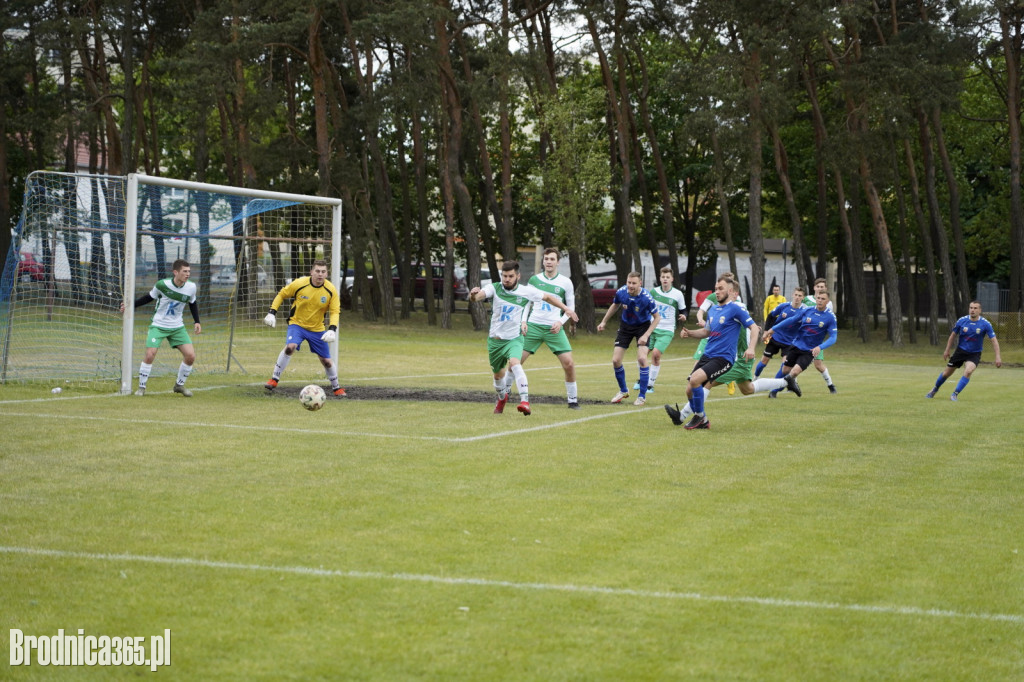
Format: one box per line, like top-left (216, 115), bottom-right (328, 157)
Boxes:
top-left (320, 329), bottom-right (337, 343)
top-left (263, 311), bottom-right (276, 328)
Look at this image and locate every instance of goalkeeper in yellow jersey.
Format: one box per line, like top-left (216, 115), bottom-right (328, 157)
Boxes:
top-left (263, 260), bottom-right (345, 396)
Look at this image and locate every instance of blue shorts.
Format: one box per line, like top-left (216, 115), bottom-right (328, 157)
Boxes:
top-left (286, 324), bottom-right (330, 358)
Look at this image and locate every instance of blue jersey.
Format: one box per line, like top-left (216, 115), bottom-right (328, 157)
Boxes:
top-left (612, 287), bottom-right (659, 326)
top-left (767, 301), bottom-right (803, 346)
top-left (702, 301), bottom-right (756, 361)
top-left (952, 316), bottom-right (996, 354)
top-left (774, 306), bottom-right (838, 352)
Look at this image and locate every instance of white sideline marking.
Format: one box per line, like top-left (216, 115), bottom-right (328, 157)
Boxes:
top-left (2, 546), bottom-right (1020, 624)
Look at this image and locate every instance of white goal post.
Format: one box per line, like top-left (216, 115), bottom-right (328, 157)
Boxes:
top-left (1, 172), bottom-right (343, 393)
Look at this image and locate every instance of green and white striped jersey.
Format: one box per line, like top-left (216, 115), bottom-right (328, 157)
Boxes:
top-left (147, 278), bottom-right (197, 329)
top-left (651, 285), bottom-right (687, 332)
top-left (525, 272), bottom-right (574, 326)
top-left (482, 282), bottom-right (547, 340)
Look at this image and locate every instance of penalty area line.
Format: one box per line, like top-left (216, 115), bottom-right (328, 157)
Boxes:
top-left (1, 545), bottom-right (1020, 625)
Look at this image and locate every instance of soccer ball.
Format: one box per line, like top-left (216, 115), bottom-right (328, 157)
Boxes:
top-left (299, 384), bottom-right (327, 411)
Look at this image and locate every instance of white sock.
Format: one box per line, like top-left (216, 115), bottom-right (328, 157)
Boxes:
top-left (138, 362), bottom-right (153, 388)
top-left (681, 402), bottom-right (694, 419)
top-left (326, 364), bottom-right (339, 390)
top-left (504, 371), bottom-right (515, 394)
top-left (752, 377), bottom-right (786, 394)
top-left (821, 368), bottom-right (832, 385)
top-left (494, 377), bottom-right (506, 395)
top-left (273, 350), bottom-right (291, 380)
top-left (511, 364), bottom-right (528, 402)
top-left (565, 381), bottom-right (578, 402)
top-left (176, 362), bottom-right (192, 386)
top-left (649, 365), bottom-right (660, 387)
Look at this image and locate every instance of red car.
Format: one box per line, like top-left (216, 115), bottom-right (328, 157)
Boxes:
top-left (392, 264), bottom-right (469, 302)
top-left (589, 276), bottom-right (619, 308)
top-left (16, 252), bottom-right (45, 282)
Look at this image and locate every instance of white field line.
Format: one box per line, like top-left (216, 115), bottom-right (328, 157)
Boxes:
top-left (0, 388), bottom-right (762, 444)
top-left (0, 357), bottom-right (694, 405)
top-left (1, 545), bottom-right (1020, 625)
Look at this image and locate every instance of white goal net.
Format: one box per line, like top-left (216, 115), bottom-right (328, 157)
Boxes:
top-left (1, 172), bottom-right (343, 392)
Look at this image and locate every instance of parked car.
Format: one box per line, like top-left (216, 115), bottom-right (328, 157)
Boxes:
top-left (211, 265), bottom-right (267, 287)
top-left (589, 276), bottom-right (619, 307)
top-left (391, 264), bottom-right (469, 302)
top-left (16, 252), bottom-right (45, 282)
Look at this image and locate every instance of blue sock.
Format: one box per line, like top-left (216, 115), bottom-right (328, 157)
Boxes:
top-left (774, 366), bottom-right (785, 379)
top-left (755, 361), bottom-right (766, 377)
top-left (933, 373), bottom-right (948, 391)
top-left (638, 367), bottom-right (650, 397)
top-left (691, 386), bottom-right (705, 414)
top-left (614, 365), bottom-right (627, 392)
top-left (954, 376), bottom-right (969, 394)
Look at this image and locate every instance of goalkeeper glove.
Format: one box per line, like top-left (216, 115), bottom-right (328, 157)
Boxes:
top-left (321, 327), bottom-right (337, 343)
top-left (263, 310), bottom-right (277, 328)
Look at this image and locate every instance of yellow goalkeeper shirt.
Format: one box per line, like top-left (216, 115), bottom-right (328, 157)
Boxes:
top-left (271, 277), bottom-right (340, 332)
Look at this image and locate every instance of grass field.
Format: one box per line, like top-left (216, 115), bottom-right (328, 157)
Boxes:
top-left (2, 311), bottom-right (1023, 680)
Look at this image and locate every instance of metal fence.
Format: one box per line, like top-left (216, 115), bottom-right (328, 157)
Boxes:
top-left (977, 282), bottom-right (1023, 344)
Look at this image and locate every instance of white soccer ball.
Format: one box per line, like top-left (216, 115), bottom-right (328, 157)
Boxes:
top-left (299, 384), bottom-right (327, 411)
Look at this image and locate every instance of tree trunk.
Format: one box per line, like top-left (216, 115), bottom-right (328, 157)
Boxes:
top-left (889, 136), bottom-right (917, 344)
top-left (635, 45), bottom-right (680, 286)
top-left (710, 126), bottom-right (738, 282)
top-left (743, 46), bottom-right (766, 323)
top-left (856, 150), bottom-right (903, 346)
top-left (800, 54), bottom-right (831, 280)
top-left (903, 138), bottom-right (940, 344)
top-left (930, 107), bottom-right (970, 312)
top-left (834, 170), bottom-right (870, 341)
top-left (455, 30), bottom-right (507, 266)
top-left (435, 9), bottom-right (486, 330)
top-left (586, 8), bottom-right (640, 273)
top-left (768, 119), bottom-right (809, 291)
top-left (1000, 5), bottom-right (1024, 312)
top-left (916, 109), bottom-right (957, 323)
top-left (411, 111), bottom-right (437, 325)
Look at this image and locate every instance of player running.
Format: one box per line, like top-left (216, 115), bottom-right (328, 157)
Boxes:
top-left (469, 260), bottom-right (578, 415)
top-left (764, 289), bottom-right (838, 397)
top-left (804, 278), bottom-right (838, 393)
top-left (926, 300), bottom-right (1001, 401)
top-left (519, 248), bottom-right (580, 409)
top-left (263, 260), bottom-right (344, 396)
top-left (667, 278), bottom-right (798, 425)
top-left (755, 286), bottom-right (806, 379)
top-left (597, 271), bottom-right (661, 406)
top-left (667, 275), bottom-right (760, 430)
top-left (121, 258), bottom-right (201, 397)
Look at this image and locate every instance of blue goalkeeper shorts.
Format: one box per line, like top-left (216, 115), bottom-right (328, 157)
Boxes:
top-left (286, 324), bottom-right (330, 359)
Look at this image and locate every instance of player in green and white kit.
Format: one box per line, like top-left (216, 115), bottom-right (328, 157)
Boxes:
top-left (634, 266), bottom-right (687, 393)
top-left (469, 260), bottom-right (578, 416)
top-left (120, 259), bottom-right (202, 397)
top-left (520, 248), bottom-right (579, 409)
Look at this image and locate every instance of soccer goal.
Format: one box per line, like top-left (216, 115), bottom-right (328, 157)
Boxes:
top-left (0, 172), bottom-right (343, 393)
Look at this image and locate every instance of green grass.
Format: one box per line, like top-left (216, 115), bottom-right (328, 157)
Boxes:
top-left (2, 312), bottom-right (1023, 679)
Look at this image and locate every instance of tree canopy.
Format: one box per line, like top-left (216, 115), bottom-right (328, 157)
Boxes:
top-left (2, 0), bottom-right (1020, 339)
